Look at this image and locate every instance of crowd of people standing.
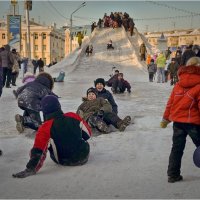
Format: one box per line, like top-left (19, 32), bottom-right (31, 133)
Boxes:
top-left (91, 12), bottom-right (135, 36)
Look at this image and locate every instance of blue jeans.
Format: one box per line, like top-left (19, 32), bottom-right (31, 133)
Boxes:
top-left (157, 67), bottom-right (165, 83)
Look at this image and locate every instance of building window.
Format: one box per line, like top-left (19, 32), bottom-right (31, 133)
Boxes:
top-left (2, 33), bottom-right (5, 39)
top-left (43, 34), bottom-right (46, 39)
top-left (34, 34), bottom-right (38, 39)
top-left (21, 45), bottom-right (23, 50)
top-left (35, 45), bottom-right (38, 50)
top-left (43, 45), bottom-right (46, 50)
top-left (43, 58), bottom-right (46, 65)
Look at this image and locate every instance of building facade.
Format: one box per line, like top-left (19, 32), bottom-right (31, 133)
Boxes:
top-left (0, 18), bottom-right (65, 65)
top-left (64, 25), bottom-right (91, 55)
top-left (145, 28), bottom-right (200, 48)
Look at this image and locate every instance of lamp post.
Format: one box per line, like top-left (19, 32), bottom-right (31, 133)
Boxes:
top-left (70, 2), bottom-right (86, 53)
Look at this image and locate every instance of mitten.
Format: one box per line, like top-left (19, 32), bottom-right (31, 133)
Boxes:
top-left (12, 168), bottom-right (36, 178)
top-left (160, 119), bottom-right (170, 128)
top-left (127, 89), bottom-right (131, 93)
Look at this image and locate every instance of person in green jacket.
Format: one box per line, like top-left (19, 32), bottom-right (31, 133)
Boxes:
top-left (77, 32), bottom-right (84, 48)
top-left (156, 52), bottom-right (166, 83)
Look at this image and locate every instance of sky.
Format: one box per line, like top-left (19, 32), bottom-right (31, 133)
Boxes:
top-left (0, 0), bottom-right (200, 32)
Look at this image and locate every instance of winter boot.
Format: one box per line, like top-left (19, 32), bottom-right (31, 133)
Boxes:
top-left (168, 175), bottom-right (183, 183)
top-left (15, 114), bottom-right (25, 133)
top-left (0, 149), bottom-right (2, 156)
top-left (117, 116), bottom-right (131, 132)
top-left (88, 116), bottom-right (109, 133)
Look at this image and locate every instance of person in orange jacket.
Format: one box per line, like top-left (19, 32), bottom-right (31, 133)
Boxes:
top-left (160, 56), bottom-right (200, 183)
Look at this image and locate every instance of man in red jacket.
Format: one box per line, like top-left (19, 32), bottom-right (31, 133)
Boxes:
top-left (161, 57), bottom-right (200, 183)
top-left (12, 95), bottom-right (92, 178)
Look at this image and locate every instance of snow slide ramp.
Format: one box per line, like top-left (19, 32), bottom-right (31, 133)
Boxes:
top-left (68, 27), bottom-right (147, 83)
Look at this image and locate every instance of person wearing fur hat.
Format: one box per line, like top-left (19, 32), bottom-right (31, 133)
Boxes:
top-left (111, 73), bottom-right (131, 94)
top-left (160, 57), bottom-right (200, 183)
top-left (94, 78), bottom-right (118, 114)
top-left (12, 95), bottom-right (91, 178)
top-left (14, 72), bottom-right (57, 133)
top-left (77, 87), bottom-right (131, 133)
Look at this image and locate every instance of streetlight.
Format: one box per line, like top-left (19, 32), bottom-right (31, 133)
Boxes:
top-left (70, 2), bottom-right (86, 53)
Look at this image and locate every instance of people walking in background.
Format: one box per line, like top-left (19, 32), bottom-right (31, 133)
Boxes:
top-left (11, 49), bottom-right (20, 86)
top-left (160, 57), bottom-right (200, 183)
top-left (139, 43), bottom-right (147, 61)
top-left (147, 59), bottom-right (157, 82)
top-left (37, 58), bottom-right (44, 72)
top-left (165, 47), bottom-right (172, 60)
top-left (180, 45), bottom-right (196, 66)
top-left (0, 45), bottom-right (14, 88)
top-left (32, 58), bottom-right (38, 74)
top-left (12, 95), bottom-right (91, 178)
top-left (156, 52), bottom-right (166, 83)
top-left (167, 58), bottom-right (179, 85)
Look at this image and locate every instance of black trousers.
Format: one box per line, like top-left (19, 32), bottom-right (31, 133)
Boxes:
top-left (167, 122), bottom-right (200, 177)
top-left (50, 141), bottom-right (90, 166)
top-left (149, 72), bottom-right (154, 82)
top-left (3, 67), bottom-right (12, 87)
top-left (22, 108), bottom-right (42, 130)
top-left (11, 72), bottom-right (18, 85)
top-left (103, 112), bottom-right (121, 128)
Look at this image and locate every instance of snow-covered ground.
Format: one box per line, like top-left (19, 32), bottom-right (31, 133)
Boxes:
top-left (0, 28), bottom-right (199, 199)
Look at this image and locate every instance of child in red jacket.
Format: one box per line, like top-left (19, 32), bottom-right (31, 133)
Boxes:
top-left (161, 57), bottom-right (200, 183)
top-left (12, 95), bottom-right (91, 178)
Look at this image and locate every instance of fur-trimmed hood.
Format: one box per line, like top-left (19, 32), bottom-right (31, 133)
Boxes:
top-left (178, 65), bottom-right (200, 88)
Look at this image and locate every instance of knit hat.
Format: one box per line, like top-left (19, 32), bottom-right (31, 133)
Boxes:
top-left (94, 78), bottom-right (105, 87)
top-left (41, 95), bottom-right (61, 115)
top-left (86, 87), bottom-right (97, 96)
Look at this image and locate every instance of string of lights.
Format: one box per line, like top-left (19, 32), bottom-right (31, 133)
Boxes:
top-left (146, 1), bottom-right (200, 16)
top-left (134, 14), bottom-right (200, 21)
top-left (47, 0), bottom-right (69, 20)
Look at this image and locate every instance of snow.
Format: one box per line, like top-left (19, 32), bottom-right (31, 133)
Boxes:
top-left (0, 27), bottom-right (199, 199)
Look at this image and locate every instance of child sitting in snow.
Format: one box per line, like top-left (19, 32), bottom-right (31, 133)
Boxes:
top-left (107, 39), bottom-right (114, 50)
top-left (76, 87), bottom-right (131, 133)
top-left (53, 71), bottom-right (65, 82)
top-left (14, 72), bottom-right (57, 133)
top-left (111, 73), bottom-right (131, 94)
top-left (12, 95), bottom-right (91, 178)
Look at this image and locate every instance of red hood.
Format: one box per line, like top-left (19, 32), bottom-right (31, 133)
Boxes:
top-left (177, 65), bottom-right (200, 88)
